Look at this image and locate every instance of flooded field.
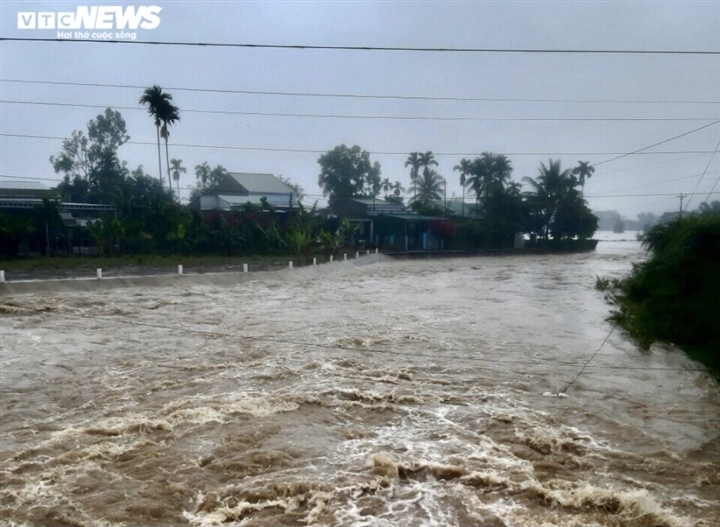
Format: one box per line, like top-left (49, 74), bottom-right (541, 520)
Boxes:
top-left (1, 241), bottom-right (718, 527)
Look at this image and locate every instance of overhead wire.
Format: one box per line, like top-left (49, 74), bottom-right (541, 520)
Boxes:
top-left (683, 137), bottom-right (720, 210)
top-left (2, 37), bottom-right (719, 55)
top-left (590, 120), bottom-right (720, 167)
top-left (3, 99), bottom-right (715, 122)
top-left (2, 78), bottom-right (719, 105)
top-left (1, 133), bottom-right (717, 157)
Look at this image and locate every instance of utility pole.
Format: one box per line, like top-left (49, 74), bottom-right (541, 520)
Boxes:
top-left (677, 193), bottom-right (688, 219)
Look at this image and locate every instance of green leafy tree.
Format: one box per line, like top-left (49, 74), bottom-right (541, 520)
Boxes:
top-left (52, 108), bottom-right (131, 204)
top-left (317, 144), bottom-right (381, 202)
top-left (464, 153), bottom-right (513, 215)
top-left (318, 229), bottom-right (340, 261)
top-left (523, 159), bottom-right (578, 240)
top-left (608, 215), bottom-right (720, 373)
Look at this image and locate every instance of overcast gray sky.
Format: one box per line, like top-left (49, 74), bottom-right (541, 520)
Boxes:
top-left (1, 1), bottom-right (719, 219)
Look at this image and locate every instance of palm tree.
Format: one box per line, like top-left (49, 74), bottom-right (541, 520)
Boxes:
top-left (195, 161), bottom-right (212, 186)
top-left (465, 156), bottom-right (489, 215)
top-left (160, 103), bottom-right (181, 193)
top-left (523, 159), bottom-right (576, 240)
top-left (139, 85), bottom-right (175, 187)
top-left (170, 158), bottom-right (186, 200)
top-left (572, 160), bottom-right (595, 197)
top-left (409, 169), bottom-right (445, 204)
top-left (418, 151), bottom-right (438, 179)
top-left (486, 153), bottom-right (512, 190)
top-left (405, 152), bottom-right (422, 200)
top-left (453, 158), bottom-right (473, 217)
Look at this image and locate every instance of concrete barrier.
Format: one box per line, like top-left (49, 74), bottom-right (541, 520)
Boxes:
top-left (0, 254), bottom-right (388, 295)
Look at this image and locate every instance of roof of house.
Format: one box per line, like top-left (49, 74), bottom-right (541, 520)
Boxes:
top-left (339, 197), bottom-right (407, 213)
top-left (217, 194), bottom-right (289, 207)
top-left (228, 173), bottom-right (294, 195)
top-left (0, 179), bottom-right (59, 202)
top-left (0, 180), bottom-right (50, 191)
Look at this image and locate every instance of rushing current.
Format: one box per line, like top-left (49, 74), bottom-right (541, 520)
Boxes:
top-left (1, 238), bottom-right (718, 527)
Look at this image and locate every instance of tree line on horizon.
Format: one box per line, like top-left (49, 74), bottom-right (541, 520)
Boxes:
top-left (7, 84), bottom-right (708, 258)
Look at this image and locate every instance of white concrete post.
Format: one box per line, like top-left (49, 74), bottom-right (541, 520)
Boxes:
top-left (375, 248), bottom-right (379, 254)
top-left (344, 253), bottom-right (347, 261)
top-left (313, 257), bottom-right (317, 266)
top-left (366, 249), bottom-right (370, 256)
top-left (178, 264), bottom-right (183, 275)
top-left (355, 251), bottom-right (359, 259)
top-left (330, 255), bottom-right (334, 262)
top-left (0, 270), bottom-right (5, 283)
top-left (96, 268), bottom-right (102, 279)
top-left (243, 263), bottom-right (248, 273)
top-left (289, 261), bottom-right (293, 269)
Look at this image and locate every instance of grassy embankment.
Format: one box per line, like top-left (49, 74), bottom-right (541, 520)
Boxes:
top-left (598, 215), bottom-right (720, 376)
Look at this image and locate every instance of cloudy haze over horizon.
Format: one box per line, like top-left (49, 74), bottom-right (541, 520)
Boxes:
top-left (1, 1), bottom-right (719, 220)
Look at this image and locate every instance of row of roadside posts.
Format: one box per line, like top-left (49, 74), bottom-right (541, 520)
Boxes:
top-left (0, 249), bottom-right (379, 282)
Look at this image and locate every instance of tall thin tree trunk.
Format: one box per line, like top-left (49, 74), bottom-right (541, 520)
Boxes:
top-left (156, 125), bottom-right (163, 187)
top-left (164, 138), bottom-right (173, 195)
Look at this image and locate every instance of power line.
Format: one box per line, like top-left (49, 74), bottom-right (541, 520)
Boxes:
top-left (2, 133), bottom-right (718, 157)
top-left (3, 78), bottom-right (719, 105)
top-left (702, 177), bottom-right (720, 205)
top-left (684, 137), bottom-right (720, 211)
top-left (2, 37), bottom-right (719, 55)
top-left (591, 120), bottom-right (720, 167)
top-left (592, 153), bottom-right (708, 182)
top-left (3, 99), bottom-right (716, 123)
top-left (559, 324), bottom-right (619, 394)
top-left (594, 170), bottom-right (718, 194)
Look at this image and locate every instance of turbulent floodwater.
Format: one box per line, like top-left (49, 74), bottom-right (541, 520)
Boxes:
top-left (1, 241), bottom-right (719, 527)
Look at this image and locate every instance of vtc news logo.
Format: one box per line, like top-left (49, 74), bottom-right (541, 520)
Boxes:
top-left (17, 6), bottom-right (162, 30)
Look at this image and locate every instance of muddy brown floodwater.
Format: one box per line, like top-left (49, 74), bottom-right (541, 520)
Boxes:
top-left (1, 240), bottom-right (718, 527)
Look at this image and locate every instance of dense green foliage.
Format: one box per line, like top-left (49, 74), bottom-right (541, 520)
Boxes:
top-left (609, 213), bottom-right (720, 374)
top-left (317, 144), bottom-right (382, 202)
top-left (5, 109), bottom-right (600, 259)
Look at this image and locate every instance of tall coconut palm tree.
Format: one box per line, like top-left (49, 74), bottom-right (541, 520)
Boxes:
top-left (523, 159), bottom-right (575, 240)
top-left (160, 103), bottom-right (181, 193)
top-left (409, 169), bottom-right (445, 204)
top-left (139, 85), bottom-right (174, 187)
top-left (418, 151), bottom-right (438, 179)
top-left (572, 160), bottom-right (595, 197)
top-left (465, 156), bottom-right (490, 214)
top-left (170, 158), bottom-right (186, 200)
top-left (486, 153), bottom-right (512, 190)
top-left (453, 158), bottom-right (473, 217)
top-left (405, 152), bottom-right (422, 200)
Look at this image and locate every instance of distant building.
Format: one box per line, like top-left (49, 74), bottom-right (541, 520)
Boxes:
top-left (189, 172), bottom-right (298, 212)
top-left (328, 197), bottom-right (450, 251)
top-left (0, 179), bottom-right (115, 256)
top-left (0, 179), bottom-right (59, 210)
